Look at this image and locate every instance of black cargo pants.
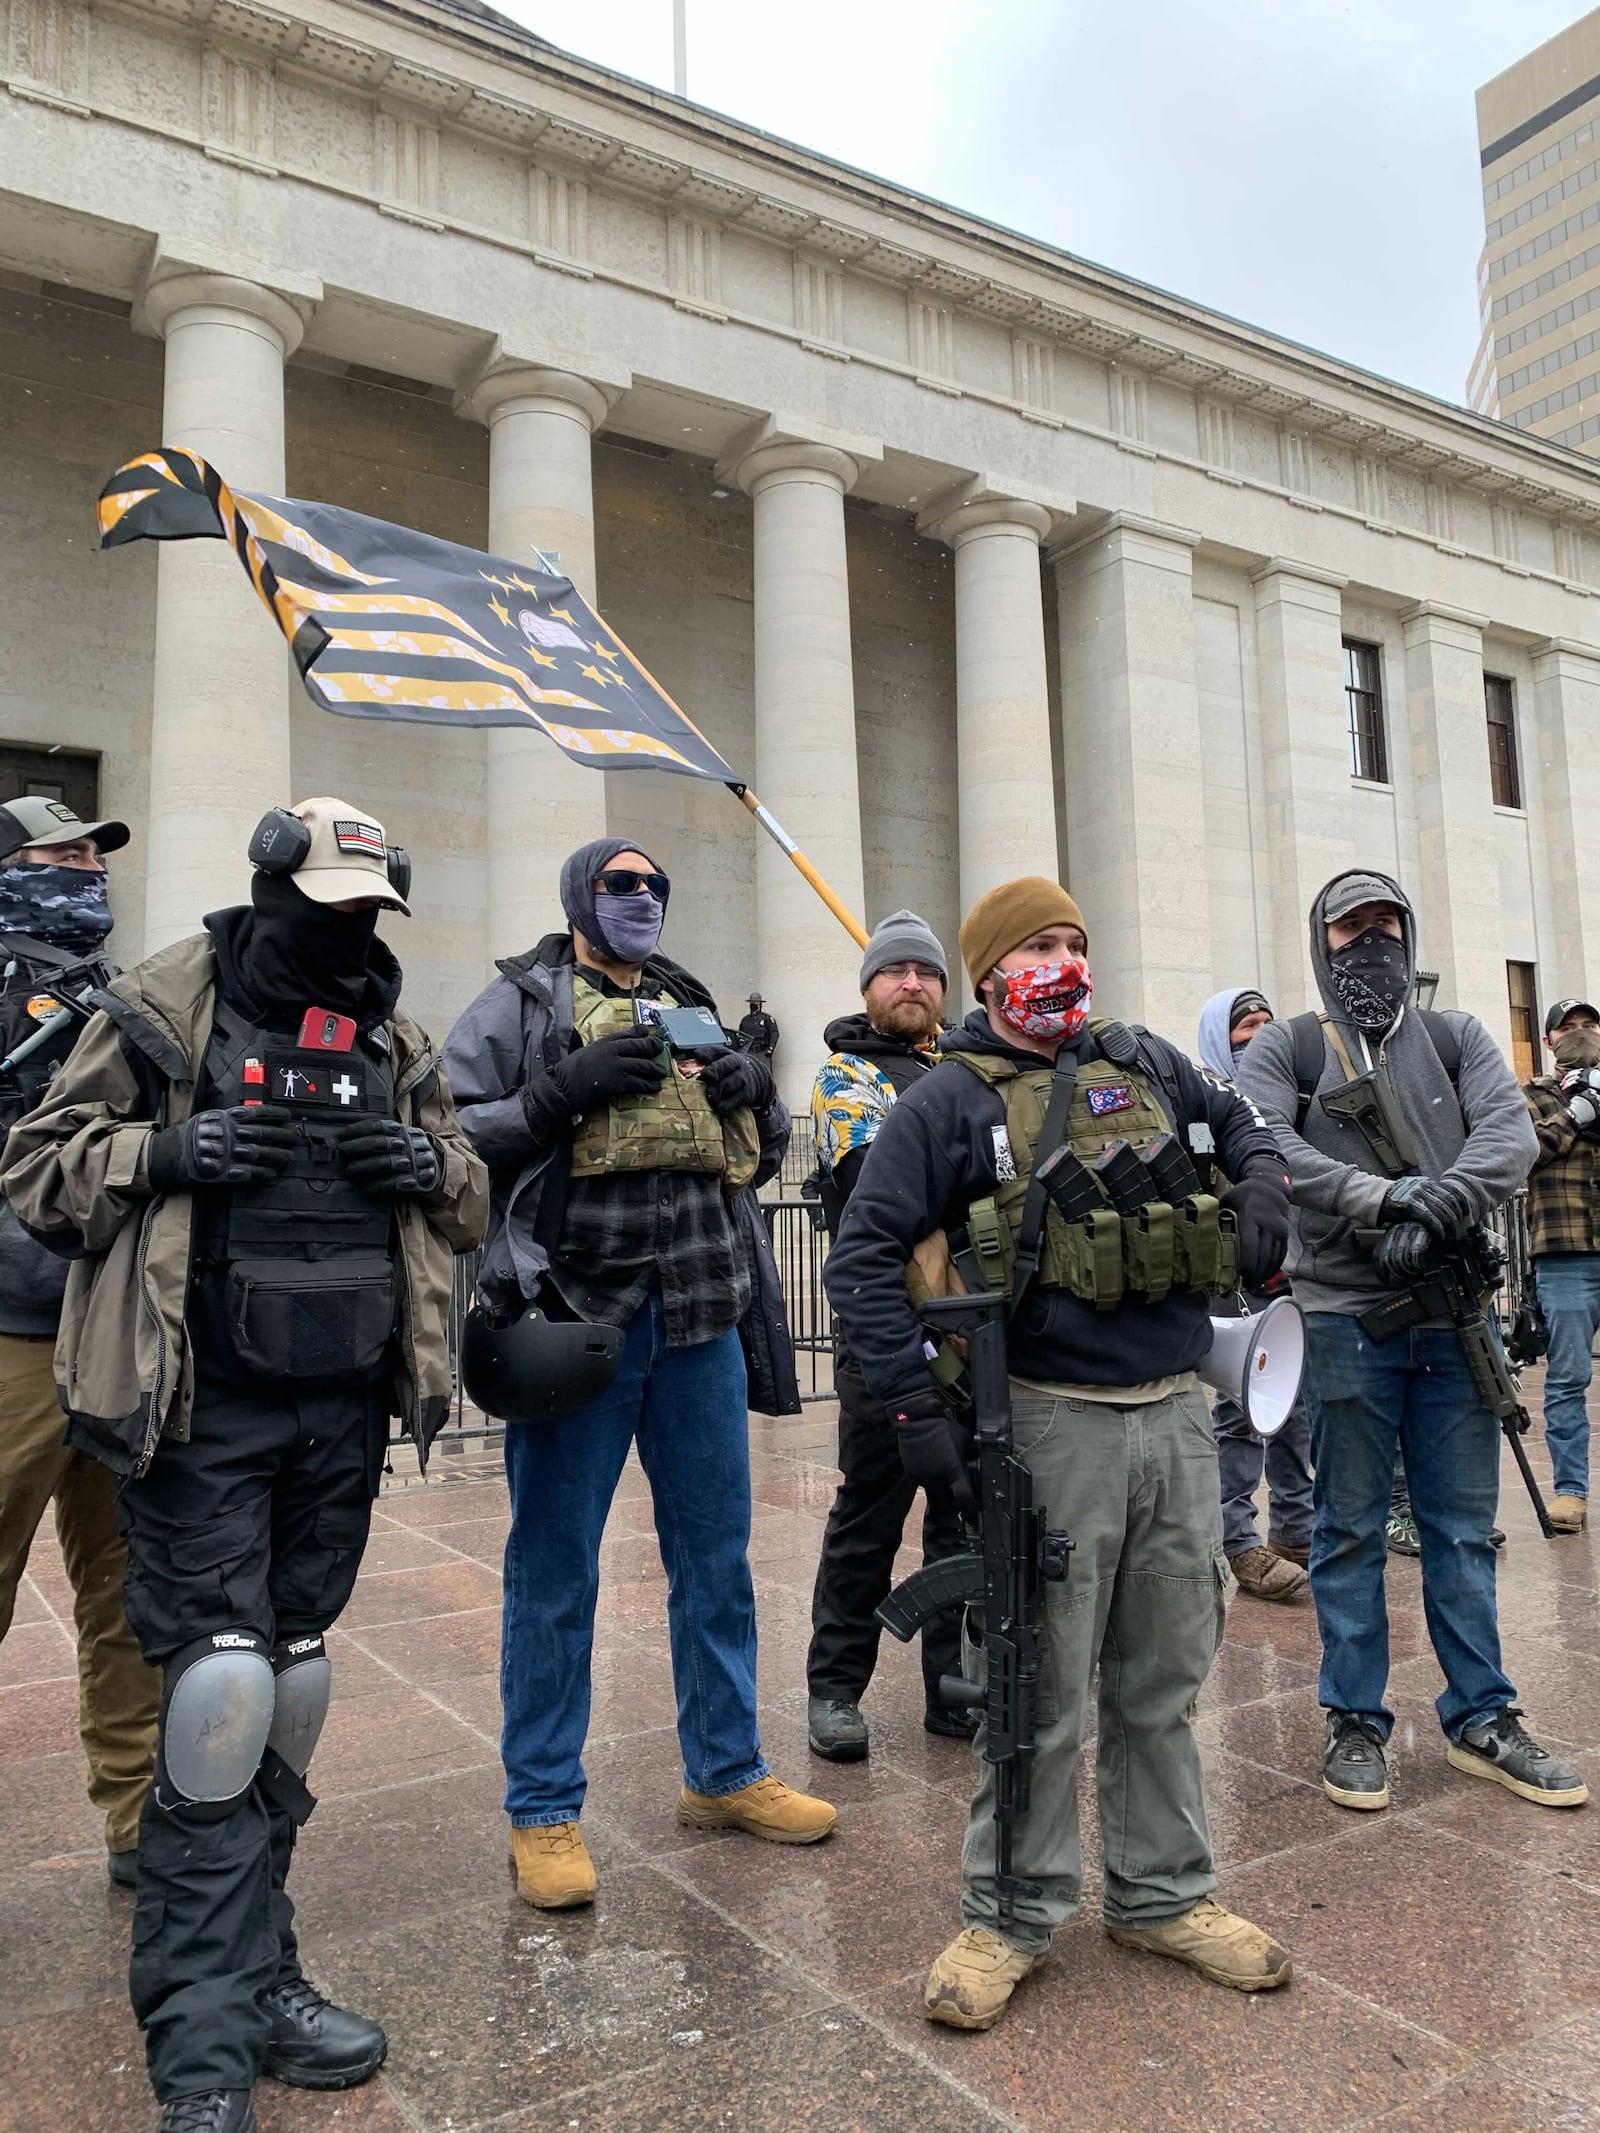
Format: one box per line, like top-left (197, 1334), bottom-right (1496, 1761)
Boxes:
top-left (117, 1364), bottom-right (388, 2101)
top-left (807, 1351), bottom-right (964, 1705)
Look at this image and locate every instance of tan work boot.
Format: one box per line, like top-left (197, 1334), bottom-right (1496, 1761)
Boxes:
top-left (676, 1774), bottom-right (836, 1844)
top-left (1229, 1545), bottom-right (1310, 1603)
top-left (1267, 1538), bottom-right (1310, 1569)
top-left (508, 1821), bottom-right (596, 1909)
top-left (1107, 1897), bottom-right (1292, 1991)
top-left (1547, 1494), bottom-right (1589, 1534)
top-left (923, 1926), bottom-right (1038, 2030)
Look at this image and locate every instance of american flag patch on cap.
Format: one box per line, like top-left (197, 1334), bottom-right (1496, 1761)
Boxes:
top-left (333, 819), bottom-right (385, 858)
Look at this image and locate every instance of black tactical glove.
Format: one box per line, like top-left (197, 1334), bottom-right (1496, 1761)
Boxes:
top-left (1382, 1172), bottom-right (1476, 1241)
top-left (339, 1118), bottom-right (445, 1197)
top-left (698, 1046), bottom-right (775, 1118)
top-left (889, 1385), bottom-right (975, 1517)
top-left (146, 1106), bottom-right (298, 1193)
top-left (1375, 1221), bottom-right (1437, 1284)
top-left (1561, 1067), bottom-right (1600, 1136)
top-left (521, 1028), bottom-right (668, 1140)
top-left (1220, 1159), bottom-right (1292, 1289)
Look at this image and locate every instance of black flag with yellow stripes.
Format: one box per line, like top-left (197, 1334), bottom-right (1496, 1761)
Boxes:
top-left (97, 447), bottom-right (737, 782)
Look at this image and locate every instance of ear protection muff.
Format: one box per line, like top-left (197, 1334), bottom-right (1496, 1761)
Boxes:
top-left (247, 809), bottom-right (411, 904)
top-left (247, 807), bottom-right (312, 874)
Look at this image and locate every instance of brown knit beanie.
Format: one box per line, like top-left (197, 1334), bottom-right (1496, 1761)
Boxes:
top-left (960, 877), bottom-right (1087, 992)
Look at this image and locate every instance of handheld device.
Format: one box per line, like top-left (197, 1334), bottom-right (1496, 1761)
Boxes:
top-left (296, 1008), bottom-right (358, 1053)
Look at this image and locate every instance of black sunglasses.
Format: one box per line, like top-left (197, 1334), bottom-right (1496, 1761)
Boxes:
top-left (594, 868), bottom-right (670, 900)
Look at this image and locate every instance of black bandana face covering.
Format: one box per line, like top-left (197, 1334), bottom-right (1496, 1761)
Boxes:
top-left (1329, 926), bottom-right (1410, 1033)
top-left (240, 872), bottom-right (379, 1018)
top-left (0, 863), bottom-right (114, 955)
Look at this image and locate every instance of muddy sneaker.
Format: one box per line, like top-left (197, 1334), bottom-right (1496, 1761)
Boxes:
top-left (508, 1821), bottom-right (596, 1908)
top-left (923, 1926), bottom-right (1038, 2029)
top-left (1229, 1545), bottom-right (1309, 1602)
top-left (1385, 1510), bottom-right (1421, 1557)
top-left (807, 1695), bottom-right (869, 1762)
top-left (1107, 1897), bottom-right (1292, 1991)
top-left (1323, 1711), bottom-right (1390, 1810)
top-left (677, 1774), bottom-right (836, 1843)
top-left (1547, 1495), bottom-right (1589, 1534)
top-left (1447, 1709), bottom-right (1590, 1807)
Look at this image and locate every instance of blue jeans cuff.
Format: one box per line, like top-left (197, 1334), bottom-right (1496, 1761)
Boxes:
top-left (688, 1756), bottom-right (768, 1798)
top-left (511, 1811), bottom-right (583, 1828)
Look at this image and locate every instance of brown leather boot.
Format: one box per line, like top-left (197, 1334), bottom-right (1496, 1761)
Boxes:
top-left (1229, 1545), bottom-right (1309, 1602)
top-left (508, 1821), bottom-right (596, 1908)
top-left (1267, 1538), bottom-right (1310, 1569)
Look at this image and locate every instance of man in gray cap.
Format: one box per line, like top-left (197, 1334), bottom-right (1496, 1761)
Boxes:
top-left (0, 794), bottom-right (159, 1890)
top-left (806, 909), bottom-right (969, 1762)
top-left (1239, 869), bottom-right (1581, 1816)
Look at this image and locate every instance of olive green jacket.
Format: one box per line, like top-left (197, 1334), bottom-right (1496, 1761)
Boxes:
top-left (0, 932), bottom-right (488, 1477)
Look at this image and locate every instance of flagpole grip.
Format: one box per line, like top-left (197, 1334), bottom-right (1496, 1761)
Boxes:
top-left (730, 785), bottom-right (869, 950)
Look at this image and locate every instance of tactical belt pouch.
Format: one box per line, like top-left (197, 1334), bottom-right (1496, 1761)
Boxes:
top-left (1057, 1207), bottom-right (1123, 1309)
top-left (226, 1255), bottom-right (395, 1382)
top-left (1359, 1280), bottom-right (1444, 1346)
top-left (1122, 1202), bottom-right (1176, 1304)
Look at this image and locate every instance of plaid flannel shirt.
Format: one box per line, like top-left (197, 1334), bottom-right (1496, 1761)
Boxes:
top-left (1523, 1076), bottom-right (1600, 1257)
top-left (553, 1169), bottom-right (750, 1348)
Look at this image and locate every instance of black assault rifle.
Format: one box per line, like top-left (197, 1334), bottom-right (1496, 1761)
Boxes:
top-left (0, 945), bottom-right (114, 1087)
top-left (875, 1290), bottom-right (1072, 1929)
top-left (1327, 1061), bottom-right (1556, 1538)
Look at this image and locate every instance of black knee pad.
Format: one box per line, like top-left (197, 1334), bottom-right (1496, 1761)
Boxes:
top-left (157, 1629), bottom-right (275, 1808)
top-left (268, 1632), bottom-right (332, 1778)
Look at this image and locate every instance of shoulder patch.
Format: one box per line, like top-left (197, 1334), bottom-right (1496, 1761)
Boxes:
top-left (992, 1123), bottom-right (1017, 1182)
top-left (1087, 1083), bottom-right (1135, 1117)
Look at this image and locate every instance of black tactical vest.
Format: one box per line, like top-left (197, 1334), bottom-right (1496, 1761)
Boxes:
top-left (0, 943), bottom-right (115, 1134)
top-left (196, 1002), bottom-right (399, 1382)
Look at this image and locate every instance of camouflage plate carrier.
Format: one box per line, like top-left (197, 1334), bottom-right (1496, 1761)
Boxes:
top-left (567, 976), bottom-right (760, 1187)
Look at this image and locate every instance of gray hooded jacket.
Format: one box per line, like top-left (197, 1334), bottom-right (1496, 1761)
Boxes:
top-left (1235, 868), bottom-right (1537, 1316)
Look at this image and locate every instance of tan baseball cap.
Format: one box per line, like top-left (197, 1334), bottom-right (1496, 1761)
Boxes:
top-left (288, 796), bottom-right (410, 914)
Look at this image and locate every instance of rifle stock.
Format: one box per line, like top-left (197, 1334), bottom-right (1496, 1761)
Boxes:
top-left (876, 1289), bottom-right (1072, 1930)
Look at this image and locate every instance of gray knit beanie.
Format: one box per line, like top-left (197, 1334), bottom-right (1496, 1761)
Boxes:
top-left (859, 908), bottom-right (948, 991)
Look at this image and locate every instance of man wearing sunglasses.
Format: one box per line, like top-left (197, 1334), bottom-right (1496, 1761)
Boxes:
top-left (443, 837), bottom-right (836, 1914)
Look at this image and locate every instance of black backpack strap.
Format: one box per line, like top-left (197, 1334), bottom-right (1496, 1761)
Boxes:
top-left (1290, 1012), bottom-right (1327, 1136)
top-left (1417, 1009), bottom-right (1461, 1088)
top-left (1007, 1056), bottom-right (1080, 1320)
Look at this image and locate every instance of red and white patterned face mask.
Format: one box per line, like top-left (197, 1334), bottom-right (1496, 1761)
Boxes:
top-left (993, 956), bottom-right (1092, 1041)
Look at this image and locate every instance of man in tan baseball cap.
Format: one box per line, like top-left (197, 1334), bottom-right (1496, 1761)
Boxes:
top-left (247, 796), bottom-right (410, 913)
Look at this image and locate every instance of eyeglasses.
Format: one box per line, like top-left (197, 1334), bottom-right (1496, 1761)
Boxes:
top-left (876, 962), bottom-right (945, 984)
top-left (594, 869), bottom-right (670, 899)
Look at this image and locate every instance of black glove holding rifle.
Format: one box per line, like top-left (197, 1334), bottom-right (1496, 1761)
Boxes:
top-left (1330, 1057), bottom-right (1557, 1537)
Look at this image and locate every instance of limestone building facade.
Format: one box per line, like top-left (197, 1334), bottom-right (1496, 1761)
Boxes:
top-left (4, 0), bottom-right (1600, 1097)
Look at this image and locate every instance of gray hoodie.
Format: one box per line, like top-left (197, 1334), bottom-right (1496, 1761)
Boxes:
top-left (1236, 868), bottom-right (1537, 1316)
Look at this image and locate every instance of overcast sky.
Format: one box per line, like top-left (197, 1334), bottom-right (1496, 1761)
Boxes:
top-left (492, 0), bottom-right (1592, 409)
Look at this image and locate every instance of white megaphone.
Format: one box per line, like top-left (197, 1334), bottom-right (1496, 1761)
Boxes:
top-left (1198, 1296), bottom-right (1305, 1439)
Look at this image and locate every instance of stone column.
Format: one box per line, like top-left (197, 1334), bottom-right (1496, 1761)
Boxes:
top-left (1532, 638), bottom-right (1600, 1008)
top-left (1251, 561), bottom-right (1353, 1015)
top-left (725, 435), bottom-right (869, 1105)
top-left (461, 362), bottom-right (618, 966)
top-left (919, 488), bottom-right (1061, 922)
top-left (141, 272), bottom-right (303, 950)
top-left (1402, 603), bottom-right (1508, 1047)
top-left (1053, 514), bottom-right (1208, 1037)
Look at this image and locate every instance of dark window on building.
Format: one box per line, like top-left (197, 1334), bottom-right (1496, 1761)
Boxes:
top-left (1485, 675), bottom-right (1522, 808)
top-left (0, 744), bottom-right (99, 817)
top-left (1507, 960), bottom-right (1538, 1084)
top-left (1343, 640), bottom-right (1389, 783)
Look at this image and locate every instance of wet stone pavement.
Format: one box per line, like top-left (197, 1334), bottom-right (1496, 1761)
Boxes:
top-left (6, 1397), bottom-right (1600, 2133)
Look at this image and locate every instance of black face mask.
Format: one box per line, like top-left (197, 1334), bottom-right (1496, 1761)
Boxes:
top-left (1329, 925), bottom-right (1410, 1033)
top-left (239, 872), bottom-right (380, 1020)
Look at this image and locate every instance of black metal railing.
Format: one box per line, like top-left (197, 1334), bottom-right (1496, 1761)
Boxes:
top-left (762, 1195), bottom-right (835, 1402)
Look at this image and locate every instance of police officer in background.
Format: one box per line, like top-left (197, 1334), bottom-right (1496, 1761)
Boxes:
top-left (1, 798), bottom-right (487, 2133)
top-left (0, 795), bottom-right (159, 1886)
top-left (737, 991), bottom-right (780, 1061)
top-left (824, 876), bottom-right (1296, 2030)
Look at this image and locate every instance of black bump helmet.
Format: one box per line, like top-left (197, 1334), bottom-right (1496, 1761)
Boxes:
top-left (459, 1304), bottom-right (624, 1424)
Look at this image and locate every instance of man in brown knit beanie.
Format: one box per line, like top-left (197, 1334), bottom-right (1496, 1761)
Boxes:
top-left (826, 874), bottom-right (1295, 2029)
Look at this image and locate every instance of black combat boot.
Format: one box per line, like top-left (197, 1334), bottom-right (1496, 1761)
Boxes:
top-left (261, 1975), bottom-right (388, 2089)
top-left (924, 1702), bottom-right (979, 1741)
top-left (807, 1694), bottom-right (869, 1762)
top-left (155, 2093), bottom-right (257, 2132)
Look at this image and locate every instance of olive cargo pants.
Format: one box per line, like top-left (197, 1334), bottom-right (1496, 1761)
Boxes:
top-left (0, 1330), bottom-right (159, 1852)
top-left (960, 1382), bottom-right (1227, 1955)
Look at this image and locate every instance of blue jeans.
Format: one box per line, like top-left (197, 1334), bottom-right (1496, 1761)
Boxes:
top-left (1211, 1391), bottom-right (1313, 1557)
top-left (500, 1294), bottom-right (767, 1824)
top-left (1302, 1314), bottom-right (1514, 1741)
top-left (1534, 1255), bottom-right (1599, 1499)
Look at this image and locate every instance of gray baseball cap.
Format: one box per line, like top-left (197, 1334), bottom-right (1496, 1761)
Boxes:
top-left (1321, 871), bottom-right (1404, 925)
top-left (0, 795), bottom-right (130, 865)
